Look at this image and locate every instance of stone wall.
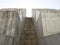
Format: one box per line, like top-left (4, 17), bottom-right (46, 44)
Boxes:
top-left (32, 9), bottom-right (60, 45)
top-left (0, 8), bottom-right (26, 45)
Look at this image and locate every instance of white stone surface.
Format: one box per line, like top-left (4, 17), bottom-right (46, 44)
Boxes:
top-left (32, 9), bottom-right (60, 36)
top-left (41, 10), bottom-right (60, 36)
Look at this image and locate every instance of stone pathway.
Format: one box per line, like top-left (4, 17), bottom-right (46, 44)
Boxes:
top-left (20, 18), bottom-right (38, 45)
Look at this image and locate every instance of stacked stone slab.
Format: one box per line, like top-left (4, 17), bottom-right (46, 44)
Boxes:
top-left (0, 8), bottom-right (26, 45)
top-left (20, 18), bottom-right (38, 45)
top-left (32, 9), bottom-right (60, 45)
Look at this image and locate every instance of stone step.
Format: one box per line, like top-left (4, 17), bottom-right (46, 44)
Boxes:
top-left (20, 18), bottom-right (38, 45)
top-left (20, 40), bottom-right (38, 45)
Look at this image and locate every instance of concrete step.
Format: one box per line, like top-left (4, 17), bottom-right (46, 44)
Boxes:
top-left (20, 40), bottom-right (38, 45)
top-left (20, 18), bottom-right (38, 45)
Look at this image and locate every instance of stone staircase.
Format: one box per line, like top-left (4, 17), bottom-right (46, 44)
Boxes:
top-left (20, 18), bottom-right (38, 45)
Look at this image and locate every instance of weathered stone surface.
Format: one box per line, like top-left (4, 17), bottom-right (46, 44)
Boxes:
top-left (0, 8), bottom-right (26, 45)
top-left (20, 18), bottom-right (38, 45)
top-left (32, 9), bottom-right (60, 45)
top-left (32, 9), bottom-right (60, 36)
